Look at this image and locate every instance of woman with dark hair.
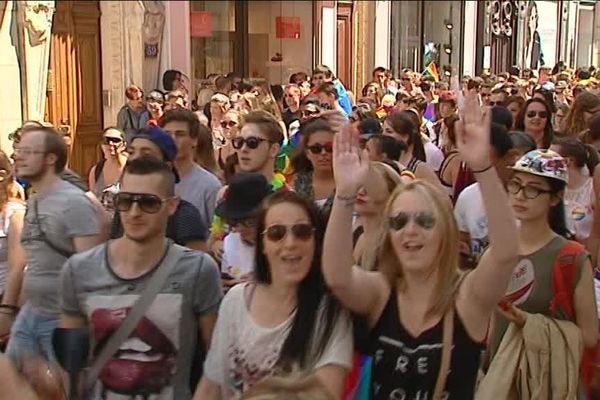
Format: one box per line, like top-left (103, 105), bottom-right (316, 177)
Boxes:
top-left (195, 122), bottom-right (220, 177)
top-left (562, 92), bottom-right (600, 138)
top-left (489, 149), bottom-right (598, 393)
top-left (383, 111), bottom-right (443, 189)
top-left (551, 137), bottom-right (599, 246)
top-left (361, 83), bottom-right (382, 107)
top-left (437, 115), bottom-right (462, 196)
top-left (196, 191), bottom-right (352, 399)
top-left (514, 98), bottom-right (554, 148)
top-left (292, 119), bottom-right (336, 217)
top-left (88, 127), bottom-right (127, 201)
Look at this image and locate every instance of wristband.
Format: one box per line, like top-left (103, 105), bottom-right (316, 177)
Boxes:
top-left (335, 194), bottom-right (357, 206)
top-left (0, 304), bottom-right (19, 313)
top-left (472, 164), bottom-right (493, 174)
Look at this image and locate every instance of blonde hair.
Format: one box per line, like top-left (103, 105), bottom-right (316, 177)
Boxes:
top-left (375, 180), bottom-right (460, 316)
top-left (360, 162), bottom-right (403, 271)
top-left (241, 374), bottom-right (333, 400)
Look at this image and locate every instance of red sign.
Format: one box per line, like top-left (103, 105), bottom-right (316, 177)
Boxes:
top-left (276, 16), bottom-right (300, 39)
top-left (190, 11), bottom-right (212, 37)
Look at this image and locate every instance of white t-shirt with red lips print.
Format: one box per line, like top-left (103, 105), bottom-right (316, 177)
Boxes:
top-left (60, 242), bottom-right (223, 400)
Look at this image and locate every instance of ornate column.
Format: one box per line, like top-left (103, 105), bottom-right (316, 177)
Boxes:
top-left (142, 1), bottom-right (165, 92)
top-left (17, 0), bottom-right (55, 122)
top-left (488, 0), bottom-right (518, 74)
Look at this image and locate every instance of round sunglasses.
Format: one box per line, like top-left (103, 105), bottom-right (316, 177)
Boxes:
top-left (114, 192), bottom-right (173, 214)
top-left (389, 211), bottom-right (436, 231)
top-left (307, 143), bottom-right (333, 155)
top-left (262, 223), bottom-right (315, 242)
top-left (232, 136), bottom-right (270, 150)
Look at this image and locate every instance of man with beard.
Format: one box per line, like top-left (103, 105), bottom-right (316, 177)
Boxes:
top-left (6, 126), bottom-right (101, 365)
top-left (60, 157), bottom-right (222, 399)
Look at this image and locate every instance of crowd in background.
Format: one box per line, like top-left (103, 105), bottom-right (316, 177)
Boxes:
top-left (0, 60), bottom-right (600, 399)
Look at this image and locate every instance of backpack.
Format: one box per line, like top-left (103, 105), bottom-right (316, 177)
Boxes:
top-left (549, 240), bottom-right (598, 398)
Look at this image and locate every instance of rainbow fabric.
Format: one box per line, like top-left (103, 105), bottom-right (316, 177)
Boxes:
top-left (423, 61), bottom-right (440, 82)
top-left (343, 353), bottom-right (372, 400)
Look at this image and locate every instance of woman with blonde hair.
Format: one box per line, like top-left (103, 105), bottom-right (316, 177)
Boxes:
top-left (353, 161), bottom-right (402, 270)
top-left (323, 92), bottom-right (518, 398)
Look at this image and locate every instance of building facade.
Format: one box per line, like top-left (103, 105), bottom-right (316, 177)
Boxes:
top-left (3, 1), bottom-right (600, 177)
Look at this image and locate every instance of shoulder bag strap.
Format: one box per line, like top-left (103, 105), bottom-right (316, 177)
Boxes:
top-left (433, 306), bottom-right (454, 400)
top-left (85, 243), bottom-right (186, 389)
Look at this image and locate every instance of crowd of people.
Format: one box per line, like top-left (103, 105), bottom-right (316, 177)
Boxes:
top-left (0, 62), bottom-right (600, 400)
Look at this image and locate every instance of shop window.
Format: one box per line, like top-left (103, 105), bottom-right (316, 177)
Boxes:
top-left (190, 1), bottom-right (235, 86)
top-left (247, 1), bottom-right (313, 84)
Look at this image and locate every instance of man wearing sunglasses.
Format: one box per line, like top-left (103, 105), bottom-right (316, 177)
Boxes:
top-left (159, 109), bottom-right (222, 228)
top-left (111, 126), bottom-right (209, 251)
top-left (59, 157), bottom-right (222, 399)
top-left (210, 111), bottom-right (286, 262)
top-left (5, 126), bottom-right (101, 366)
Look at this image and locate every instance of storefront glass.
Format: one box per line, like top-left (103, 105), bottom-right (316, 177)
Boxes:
top-left (391, 1), bottom-right (463, 77)
top-left (247, 1), bottom-right (313, 84)
top-left (190, 1), bottom-right (235, 85)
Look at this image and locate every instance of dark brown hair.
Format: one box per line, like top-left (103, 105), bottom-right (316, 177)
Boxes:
top-left (241, 110), bottom-right (284, 144)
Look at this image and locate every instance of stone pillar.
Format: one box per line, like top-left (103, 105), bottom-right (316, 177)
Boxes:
top-left (141, 1), bottom-right (165, 92)
top-left (352, 0), bottom-right (374, 97)
top-left (17, 0), bottom-right (55, 122)
top-left (0, 0), bottom-right (23, 153)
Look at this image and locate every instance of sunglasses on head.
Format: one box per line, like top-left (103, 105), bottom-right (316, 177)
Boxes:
top-left (103, 136), bottom-right (123, 145)
top-left (114, 192), bottom-right (172, 214)
top-left (307, 143), bottom-right (333, 155)
top-left (220, 120), bottom-right (237, 129)
top-left (262, 223), bottom-right (315, 242)
top-left (389, 211), bottom-right (436, 231)
top-left (232, 136), bottom-right (270, 150)
top-left (526, 110), bottom-right (548, 119)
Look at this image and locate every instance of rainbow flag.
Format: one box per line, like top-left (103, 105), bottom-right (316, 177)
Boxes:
top-left (423, 61), bottom-right (440, 82)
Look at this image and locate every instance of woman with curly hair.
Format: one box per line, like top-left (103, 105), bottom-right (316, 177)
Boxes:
top-left (562, 92), bottom-right (600, 138)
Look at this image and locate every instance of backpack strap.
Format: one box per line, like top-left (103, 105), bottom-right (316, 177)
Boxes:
top-left (549, 240), bottom-right (585, 319)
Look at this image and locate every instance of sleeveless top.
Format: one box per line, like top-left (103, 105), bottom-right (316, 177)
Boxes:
top-left (0, 202), bottom-right (26, 293)
top-left (369, 292), bottom-right (484, 399)
top-left (293, 171), bottom-right (334, 221)
top-left (438, 151), bottom-right (460, 196)
top-left (405, 157), bottom-right (423, 174)
top-left (91, 159), bottom-right (106, 198)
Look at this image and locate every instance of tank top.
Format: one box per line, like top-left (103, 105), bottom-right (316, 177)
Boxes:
top-left (406, 157), bottom-right (422, 174)
top-left (0, 202), bottom-right (25, 293)
top-left (369, 292), bottom-right (484, 399)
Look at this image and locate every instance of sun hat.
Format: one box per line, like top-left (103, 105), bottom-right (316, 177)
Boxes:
top-left (510, 149), bottom-right (568, 184)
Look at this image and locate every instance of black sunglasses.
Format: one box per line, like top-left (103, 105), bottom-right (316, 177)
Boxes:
top-left (489, 101), bottom-right (504, 107)
top-left (526, 110), bottom-right (548, 119)
top-left (389, 212), bottom-right (436, 231)
top-left (103, 136), bottom-right (123, 145)
top-left (232, 136), bottom-right (270, 150)
top-left (114, 192), bottom-right (173, 214)
top-left (262, 223), bottom-right (315, 242)
top-left (307, 143), bottom-right (333, 155)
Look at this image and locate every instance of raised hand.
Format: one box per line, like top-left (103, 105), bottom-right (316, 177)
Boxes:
top-left (455, 91), bottom-right (492, 171)
top-left (333, 121), bottom-right (370, 196)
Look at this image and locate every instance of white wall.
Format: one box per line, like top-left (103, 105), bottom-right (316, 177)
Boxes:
top-left (0, 0), bottom-right (23, 153)
top-left (374, 0), bottom-right (390, 69)
top-left (462, 1), bottom-right (477, 77)
top-left (536, 0), bottom-right (558, 68)
top-left (321, 5), bottom-right (337, 75)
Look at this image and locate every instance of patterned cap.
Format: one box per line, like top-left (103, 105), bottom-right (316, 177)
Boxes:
top-left (511, 149), bottom-right (568, 184)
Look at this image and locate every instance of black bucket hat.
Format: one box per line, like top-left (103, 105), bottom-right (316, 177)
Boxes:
top-left (215, 173), bottom-right (273, 222)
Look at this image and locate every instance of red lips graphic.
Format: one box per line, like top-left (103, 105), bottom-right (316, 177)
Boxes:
top-left (91, 307), bottom-right (177, 395)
